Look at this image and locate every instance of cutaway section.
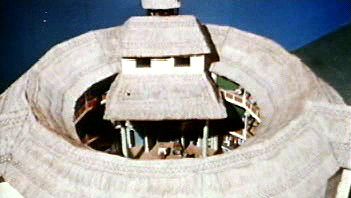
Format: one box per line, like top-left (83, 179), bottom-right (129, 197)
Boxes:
top-left (74, 74), bottom-right (261, 160)
top-left (74, 75), bottom-right (118, 152)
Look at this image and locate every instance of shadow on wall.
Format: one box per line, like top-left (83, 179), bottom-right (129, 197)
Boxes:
top-left (293, 25), bottom-right (351, 105)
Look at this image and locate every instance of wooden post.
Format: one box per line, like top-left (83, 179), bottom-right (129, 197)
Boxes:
top-left (196, 137), bottom-right (202, 147)
top-left (181, 136), bottom-right (185, 148)
top-left (209, 137), bottom-right (213, 149)
top-left (243, 89), bottom-right (247, 105)
top-left (211, 73), bottom-right (217, 82)
top-left (125, 121), bottom-right (133, 148)
top-left (243, 112), bottom-right (249, 141)
top-left (202, 120), bottom-right (209, 157)
top-left (84, 93), bottom-right (88, 108)
top-left (144, 135), bottom-right (150, 153)
top-left (126, 129), bottom-right (132, 148)
top-left (119, 125), bottom-right (129, 157)
top-left (213, 136), bottom-right (219, 151)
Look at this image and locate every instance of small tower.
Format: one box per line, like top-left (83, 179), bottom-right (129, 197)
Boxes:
top-left (141, 0), bottom-right (181, 16)
top-left (103, 2), bottom-right (227, 159)
top-left (105, 15), bottom-right (226, 121)
top-left (119, 16), bottom-right (210, 75)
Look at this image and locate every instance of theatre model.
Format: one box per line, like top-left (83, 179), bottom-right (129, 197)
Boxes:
top-left (0, 0), bottom-right (350, 197)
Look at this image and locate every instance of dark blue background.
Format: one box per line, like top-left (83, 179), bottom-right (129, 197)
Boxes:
top-left (0, 0), bottom-right (350, 92)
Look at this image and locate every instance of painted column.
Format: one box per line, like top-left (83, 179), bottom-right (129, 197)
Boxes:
top-left (144, 135), bottom-right (150, 153)
top-left (202, 120), bottom-right (209, 157)
top-left (120, 125), bottom-right (129, 158)
top-left (210, 73), bottom-right (217, 82)
top-left (212, 135), bottom-right (219, 151)
top-left (180, 136), bottom-right (185, 148)
top-left (125, 121), bottom-right (133, 148)
top-left (196, 137), bottom-right (202, 147)
top-left (126, 130), bottom-right (132, 148)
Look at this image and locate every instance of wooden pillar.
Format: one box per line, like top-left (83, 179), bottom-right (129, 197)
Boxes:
top-left (180, 136), bottom-right (185, 148)
top-left (144, 135), bottom-right (150, 153)
top-left (126, 130), bottom-right (132, 148)
top-left (210, 73), bottom-right (217, 82)
top-left (196, 137), bottom-right (202, 147)
top-left (243, 89), bottom-right (247, 105)
top-left (212, 136), bottom-right (219, 151)
top-left (125, 121), bottom-right (133, 148)
top-left (117, 123), bottom-right (129, 158)
top-left (202, 120), bottom-right (209, 157)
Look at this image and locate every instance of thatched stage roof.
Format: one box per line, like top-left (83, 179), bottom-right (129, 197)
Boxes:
top-left (104, 74), bottom-right (227, 121)
top-left (120, 15), bottom-right (210, 57)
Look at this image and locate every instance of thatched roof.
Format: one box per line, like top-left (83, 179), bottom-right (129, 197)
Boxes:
top-left (0, 24), bottom-right (350, 197)
top-left (141, 0), bottom-right (181, 9)
top-left (120, 15), bottom-right (211, 57)
top-left (104, 74), bottom-right (227, 121)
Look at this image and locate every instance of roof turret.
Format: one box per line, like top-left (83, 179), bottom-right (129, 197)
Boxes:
top-left (120, 15), bottom-right (210, 57)
top-left (141, 0), bottom-right (181, 10)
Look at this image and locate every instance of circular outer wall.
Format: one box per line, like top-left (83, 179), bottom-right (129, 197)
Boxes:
top-left (0, 24), bottom-right (348, 197)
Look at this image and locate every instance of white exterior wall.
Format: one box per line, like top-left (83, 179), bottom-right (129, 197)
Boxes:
top-left (121, 59), bottom-right (137, 74)
top-left (189, 55), bottom-right (205, 73)
top-left (121, 55), bottom-right (205, 75)
top-left (151, 58), bottom-right (174, 74)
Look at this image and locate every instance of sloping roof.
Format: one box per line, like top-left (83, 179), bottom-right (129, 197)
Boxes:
top-left (1, 24), bottom-right (351, 197)
top-left (120, 15), bottom-right (211, 57)
top-left (104, 74), bottom-right (227, 121)
top-left (141, 0), bottom-right (181, 9)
